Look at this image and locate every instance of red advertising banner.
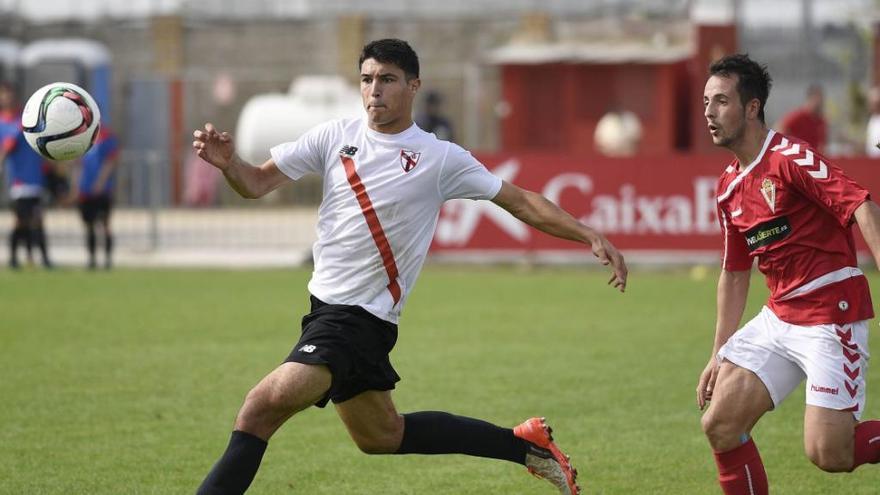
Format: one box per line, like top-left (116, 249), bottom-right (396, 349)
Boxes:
top-left (430, 153), bottom-right (880, 262)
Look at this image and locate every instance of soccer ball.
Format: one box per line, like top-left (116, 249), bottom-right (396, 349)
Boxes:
top-left (22, 82), bottom-right (101, 161)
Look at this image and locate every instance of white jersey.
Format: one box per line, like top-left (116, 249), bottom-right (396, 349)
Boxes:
top-left (271, 118), bottom-right (502, 323)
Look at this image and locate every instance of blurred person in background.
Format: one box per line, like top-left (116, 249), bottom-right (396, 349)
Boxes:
top-left (864, 86), bottom-right (880, 157)
top-left (184, 150), bottom-right (221, 206)
top-left (0, 82), bottom-right (52, 270)
top-left (697, 54), bottom-right (880, 495)
top-left (69, 126), bottom-right (119, 270)
top-left (415, 89), bottom-right (454, 142)
top-left (777, 83), bottom-right (827, 152)
top-left (193, 38), bottom-right (627, 495)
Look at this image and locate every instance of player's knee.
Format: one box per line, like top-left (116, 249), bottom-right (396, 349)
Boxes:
top-left (806, 445), bottom-right (854, 473)
top-left (701, 412), bottom-right (741, 451)
top-left (237, 384), bottom-right (289, 425)
top-left (251, 383), bottom-right (294, 413)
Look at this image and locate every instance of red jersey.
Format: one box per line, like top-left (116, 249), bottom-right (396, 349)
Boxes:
top-left (716, 130), bottom-right (873, 326)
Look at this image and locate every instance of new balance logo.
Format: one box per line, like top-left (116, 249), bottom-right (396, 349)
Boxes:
top-left (339, 145), bottom-right (358, 157)
top-left (299, 345), bottom-right (317, 353)
top-left (770, 137), bottom-right (828, 179)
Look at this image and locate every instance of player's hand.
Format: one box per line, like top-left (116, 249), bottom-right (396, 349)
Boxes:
top-left (193, 123), bottom-right (235, 170)
top-left (589, 233), bottom-right (627, 292)
top-left (696, 357), bottom-right (720, 410)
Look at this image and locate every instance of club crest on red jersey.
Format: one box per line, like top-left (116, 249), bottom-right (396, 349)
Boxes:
top-left (760, 178), bottom-right (776, 213)
top-left (400, 149), bottom-right (421, 173)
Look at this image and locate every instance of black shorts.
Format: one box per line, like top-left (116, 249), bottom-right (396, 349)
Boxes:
top-left (285, 295), bottom-right (400, 407)
top-left (78, 195), bottom-right (112, 223)
top-left (11, 197), bottom-right (41, 223)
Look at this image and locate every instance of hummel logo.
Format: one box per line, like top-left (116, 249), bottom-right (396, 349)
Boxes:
top-left (339, 145), bottom-right (358, 157)
top-left (299, 345), bottom-right (317, 353)
top-left (810, 384), bottom-right (839, 395)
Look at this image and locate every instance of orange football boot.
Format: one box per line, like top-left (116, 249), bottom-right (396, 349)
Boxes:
top-left (513, 417), bottom-right (580, 494)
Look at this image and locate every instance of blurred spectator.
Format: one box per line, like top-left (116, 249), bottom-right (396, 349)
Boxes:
top-left (71, 126), bottom-right (119, 270)
top-left (777, 84), bottom-right (827, 151)
top-left (865, 86), bottom-right (880, 157)
top-left (0, 82), bottom-right (52, 269)
top-left (44, 162), bottom-right (70, 205)
top-left (416, 90), bottom-right (454, 142)
top-left (184, 151), bottom-right (221, 206)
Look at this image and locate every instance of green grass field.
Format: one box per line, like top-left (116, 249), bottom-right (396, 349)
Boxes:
top-left (2, 266), bottom-right (879, 494)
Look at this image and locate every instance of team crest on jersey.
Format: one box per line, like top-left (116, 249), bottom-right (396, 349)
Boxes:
top-left (400, 149), bottom-right (421, 173)
top-left (760, 178), bottom-right (776, 213)
top-left (339, 145), bottom-right (358, 157)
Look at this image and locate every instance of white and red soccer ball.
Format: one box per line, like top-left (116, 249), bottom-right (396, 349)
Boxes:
top-left (21, 82), bottom-right (101, 161)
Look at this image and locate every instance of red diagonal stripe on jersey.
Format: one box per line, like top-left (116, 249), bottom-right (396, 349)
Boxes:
top-left (843, 404), bottom-right (860, 412)
top-left (844, 365), bottom-right (860, 381)
top-left (843, 347), bottom-right (860, 364)
top-left (340, 155), bottom-right (401, 305)
top-left (846, 382), bottom-right (859, 398)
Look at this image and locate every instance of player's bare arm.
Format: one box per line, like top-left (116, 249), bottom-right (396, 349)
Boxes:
top-left (854, 200), bottom-right (880, 269)
top-left (192, 123), bottom-right (291, 199)
top-left (697, 268), bottom-right (750, 410)
top-left (492, 180), bottom-right (627, 292)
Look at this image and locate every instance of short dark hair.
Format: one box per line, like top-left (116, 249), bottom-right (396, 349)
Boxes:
top-left (358, 39), bottom-right (419, 80)
top-left (709, 54), bottom-right (772, 123)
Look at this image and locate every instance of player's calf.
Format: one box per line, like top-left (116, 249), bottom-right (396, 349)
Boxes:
top-left (806, 447), bottom-right (853, 473)
top-left (347, 416), bottom-right (404, 454)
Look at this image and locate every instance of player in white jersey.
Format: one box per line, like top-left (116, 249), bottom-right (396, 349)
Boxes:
top-left (193, 39), bottom-right (627, 495)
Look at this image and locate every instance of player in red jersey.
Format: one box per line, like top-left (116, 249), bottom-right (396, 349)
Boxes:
top-left (696, 54), bottom-right (880, 495)
top-left (777, 84), bottom-right (827, 152)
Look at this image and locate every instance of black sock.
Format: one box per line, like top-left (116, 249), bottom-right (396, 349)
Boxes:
top-left (35, 227), bottom-right (50, 266)
top-left (86, 225), bottom-right (97, 267)
top-left (9, 228), bottom-right (24, 265)
top-left (104, 231), bottom-right (113, 268)
top-left (24, 227), bottom-right (33, 262)
top-left (394, 411), bottom-right (529, 465)
top-left (196, 430), bottom-right (268, 495)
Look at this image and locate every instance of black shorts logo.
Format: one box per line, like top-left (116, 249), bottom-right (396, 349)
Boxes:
top-left (744, 216), bottom-right (791, 251)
